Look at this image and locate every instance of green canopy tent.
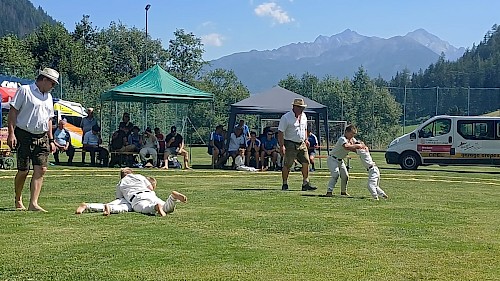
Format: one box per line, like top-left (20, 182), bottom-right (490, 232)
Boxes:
top-left (100, 64), bottom-right (214, 145)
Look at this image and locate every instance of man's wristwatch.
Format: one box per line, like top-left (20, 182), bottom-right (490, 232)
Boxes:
top-left (49, 139), bottom-right (54, 143)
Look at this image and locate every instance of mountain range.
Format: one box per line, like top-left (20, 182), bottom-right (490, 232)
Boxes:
top-left (206, 29), bottom-right (466, 93)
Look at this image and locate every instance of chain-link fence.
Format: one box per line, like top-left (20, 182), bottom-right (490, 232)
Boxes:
top-left (387, 87), bottom-right (500, 133)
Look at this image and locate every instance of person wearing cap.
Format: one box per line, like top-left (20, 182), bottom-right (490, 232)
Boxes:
top-left (7, 67), bottom-right (59, 212)
top-left (139, 127), bottom-right (158, 167)
top-left (82, 125), bottom-right (109, 167)
top-left (53, 118), bottom-right (75, 165)
top-left (277, 98), bottom-right (317, 191)
top-left (162, 125), bottom-right (191, 170)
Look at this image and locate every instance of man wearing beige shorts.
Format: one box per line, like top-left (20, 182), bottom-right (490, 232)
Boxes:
top-left (277, 98), bottom-right (316, 191)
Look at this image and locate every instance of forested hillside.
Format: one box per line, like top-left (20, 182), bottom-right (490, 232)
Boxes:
top-left (387, 25), bottom-right (500, 123)
top-left (391, 24), bottom-right (500, 88)
top-left (0, 0), bottom-right (56, 38)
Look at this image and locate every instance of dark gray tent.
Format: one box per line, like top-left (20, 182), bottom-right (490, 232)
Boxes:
top-left (228, 86), bottom-right (330, 151)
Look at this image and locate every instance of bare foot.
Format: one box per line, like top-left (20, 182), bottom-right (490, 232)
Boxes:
top-left (75, 203), bottom-right (87, 214)
top-left (103, 204), bottom-right (111, 216)
top-left (161, 165), bottom-right (169, 170)
top-left (15, 200), bottom-right (26, 210)
top-left (183, 166), bottom-right (192, 170)
top-left (28, 205), bottom-right (48, 212)
top-left (171, 191), bottom-right (187, 203)
top-left (155, 203), bottom-right (166, 217)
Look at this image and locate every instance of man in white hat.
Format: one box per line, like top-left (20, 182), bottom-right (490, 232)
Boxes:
top-left (277, 98), bottom-right (317, 191)
top-left (7, 67), bottom-right (59, 212)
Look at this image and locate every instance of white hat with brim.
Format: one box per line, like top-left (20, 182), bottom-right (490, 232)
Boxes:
top-left (292, 98), bottom-right (307, 107)
top-left (39, 68), bottom-right (60, 84)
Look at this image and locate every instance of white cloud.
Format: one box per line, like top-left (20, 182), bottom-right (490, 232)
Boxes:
top-left (201, 33), bottom-right (224, 47)
top-left (201, 21), bottom-right (215, 28)
top-left (254, 2), bottom-right (294, 24)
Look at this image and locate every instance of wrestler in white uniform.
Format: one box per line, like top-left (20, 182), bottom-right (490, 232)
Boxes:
top-left (356, 147), bottom-right (388, 200)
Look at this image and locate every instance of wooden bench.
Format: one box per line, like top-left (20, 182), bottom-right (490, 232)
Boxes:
top-left (110, 151), bottom-right (140, 167)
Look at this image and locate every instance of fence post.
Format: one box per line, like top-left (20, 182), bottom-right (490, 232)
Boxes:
top-left (435, 86), bottom-right (439, 115)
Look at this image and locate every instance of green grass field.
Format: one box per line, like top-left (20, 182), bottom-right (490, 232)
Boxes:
top-left (0, 148), bottom-right (499, 280)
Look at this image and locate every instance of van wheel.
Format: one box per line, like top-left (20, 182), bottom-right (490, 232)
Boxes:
top-left (400, 152), bottom-right (420, 170)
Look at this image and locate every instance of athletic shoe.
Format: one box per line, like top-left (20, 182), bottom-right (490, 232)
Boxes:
top-left (341, 192), bottom-right (350, 196)
top-left (325, 192), bottom-right (333, 197)
top-left (301, 182), bottom-right (317, 191)
top-left (281, 184), bottom-right (289, 191)
top-left (382, 194), bottom-right (389, 199)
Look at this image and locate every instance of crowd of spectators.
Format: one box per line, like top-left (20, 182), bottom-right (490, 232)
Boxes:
top-left (208, 119), bottom-right (302, 171)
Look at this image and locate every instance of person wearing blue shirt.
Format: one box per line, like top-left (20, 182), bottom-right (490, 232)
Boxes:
top-left (209, 125), bottom-right (227, 168)
top-left (53, 119), bottom-right (75, 165)
top-left (235, 119), bottom-right (250, 139)
top-left (307, 130), bottom-right (319, 171)
top-left (260, 129), bottom-right (278, 170)
top-left (245, 131), bottom-right (261, 168)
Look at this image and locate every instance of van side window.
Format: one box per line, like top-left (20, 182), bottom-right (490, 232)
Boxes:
top-left (458, 120), bottom-right (495, 140)
top-left (435, 119), bottom-right (451, 136)
top-left (497, 121), bottom-right (500, 139)
top-left (419, 118), bottom-right (451, 138)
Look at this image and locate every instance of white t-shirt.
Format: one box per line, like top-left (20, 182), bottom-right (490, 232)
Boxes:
top-left (330, 136), bottom-right (357, 159)
top-left (228, 133), bottom-right (246, 152)
top-left (10, 83), bottom-right (54, 134)
top-left (357, 148), bottom-right (376, 169)
top-left (116, 174), bottom-right (153, 202)
top-left (278, 110), bottom-right (307, 143)
top-left (235, 155), bottom-right (245, 167)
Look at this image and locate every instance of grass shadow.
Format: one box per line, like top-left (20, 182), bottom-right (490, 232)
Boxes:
top-left (301, 194), bottom-right (370, 200)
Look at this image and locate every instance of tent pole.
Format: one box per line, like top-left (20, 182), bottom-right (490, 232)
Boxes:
top-left (143, 101), bottom-right (147, 129)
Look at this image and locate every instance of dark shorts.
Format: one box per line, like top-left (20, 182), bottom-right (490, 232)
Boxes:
top-left (308, 150), bottom-right (316, 156)
top-left (284, 140), bottom-right (309, 168)
top-left (15, 127), bottom-right (50, 170)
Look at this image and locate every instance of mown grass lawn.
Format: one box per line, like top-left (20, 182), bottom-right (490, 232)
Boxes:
top-left (0, 149), bottom-right (499, 280)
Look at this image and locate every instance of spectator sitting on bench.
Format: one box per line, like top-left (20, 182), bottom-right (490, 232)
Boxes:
top-left (162, 126), bottom-right (190, 170)
top-left (80, 107), bottom-right (98, 164)
top-left (127, 126), bottom-right (142, 152)
top-left (245, 131), bottom-right (261, 168)
top-left (208, 125), bottom-right (227, 168)
top-left (119, 112), bottom-right (134, 135)
top-left (154, 127), bottom-right (166, 154)
top-left (82, 125), bottom-right (109, 167)
top-left (139, 127), bottom-right (158, 167)
top-left (260, 128), bottom-right (278, 171)
top-left (53, 119), bottom-right (75, 165)
top-left (227, 126), bottom-right (246, 169)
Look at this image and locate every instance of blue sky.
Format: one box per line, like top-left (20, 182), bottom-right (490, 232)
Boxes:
top-left (30, 0), bottom-right (500, 61)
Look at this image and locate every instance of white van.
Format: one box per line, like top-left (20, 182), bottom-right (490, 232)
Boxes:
top-left (385, 115), bottom-right (500, 169)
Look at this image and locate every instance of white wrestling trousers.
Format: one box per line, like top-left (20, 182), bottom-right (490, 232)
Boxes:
top-left (367, 166), bottom-right (386, 199)
top-left (139, 147), bottom-right (158, 166)
top-left (236, 165), bottom-right (259, 172)
top-left (86, 198), bottom-right (132, 213)
top-left (327, 156), bottom-right (349, 193)
top-left (132, 193), bottom-right (178, 215)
